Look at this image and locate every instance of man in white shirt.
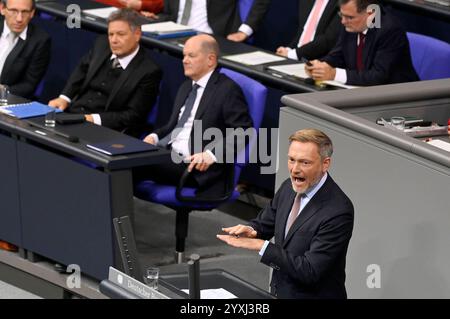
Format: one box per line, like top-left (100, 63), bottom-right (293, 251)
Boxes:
top-left (0, 0), bottom-right (51, 99)
top-left (156, 0), bottom-right (271, 42)
top-left (275, 0), bottom-right (340, 61)
top-left (136, 34), bottom-right (253, 196)
top-left (48, 9), bottom-right (161, 136)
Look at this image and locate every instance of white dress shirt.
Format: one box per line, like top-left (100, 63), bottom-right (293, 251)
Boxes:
top-left (0, 21), bottom-right (28, 75)
top-left (176, 0), bottom-right (254, 36)
top-left (60, 45), bottom-right (140, 125)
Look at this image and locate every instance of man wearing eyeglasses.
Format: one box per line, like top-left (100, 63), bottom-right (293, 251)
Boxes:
top-left (0, 0), bottom-right (51, 99)
top-left (305, 0), bottom-right (418, 86)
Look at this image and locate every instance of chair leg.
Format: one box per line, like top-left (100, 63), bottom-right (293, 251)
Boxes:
top-left (175, 209), bottom-right (190, 264)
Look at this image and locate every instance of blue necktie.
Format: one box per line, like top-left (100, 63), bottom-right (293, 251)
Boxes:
top-left (158, 83), bottom-right (200, 148)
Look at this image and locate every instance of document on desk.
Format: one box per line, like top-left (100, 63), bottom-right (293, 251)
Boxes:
top-left (268, 63), bottom-right (309, 79)
top-left (83, 7), bottom-right (118, 19)
top-left (142, 21), bottom-right (197, 39)
top-left (182, 288), bottom-right (237, 299)
top-left (0, 102), bottom-right (62, 119)
top-left (223, 51), bottom-right (285, 66)
top-left (322, 80), bottom-right (359, 89)
top-left (426, 139), bottom-right (450, 152)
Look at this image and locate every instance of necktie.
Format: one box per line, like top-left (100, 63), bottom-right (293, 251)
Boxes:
top-left (158, 84), bottom-right (200, 148)
top-left (0, 33), bottom-right (17, 75)
top-left (356, 33), bottom-right (365, 71)
top-left (299, 0), bottom-right (326, 47)
top-left (285, 193), bottom-right (302, 237)
top-left (180, 0), bottom-right (193, 25)
top-left (111, 57), bottom-right (121, 69)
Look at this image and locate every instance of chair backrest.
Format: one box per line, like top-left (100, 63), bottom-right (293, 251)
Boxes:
top-left (406, 32), bottom-right (450, 81)
top-left (239, 0), bottom-right (254, 22)
top-left (219, 68), bottom-right (267, 186)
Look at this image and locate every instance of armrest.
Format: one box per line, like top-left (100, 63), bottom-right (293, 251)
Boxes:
top-left (175, 167), bottom-right (235, 204)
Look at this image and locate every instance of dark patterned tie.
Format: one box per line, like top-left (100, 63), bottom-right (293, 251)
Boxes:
top-left (158, 84), bottom-right (200, 148)
top-left (356, 33), bottom-right (366, 71)
top-left (111, 57), bottom-right (121, 69)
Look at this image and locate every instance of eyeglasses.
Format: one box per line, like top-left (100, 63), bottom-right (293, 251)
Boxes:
top-left (337, 11), bottom-right (356, 21)
top-left (5, 7), bottom-right (33, 18)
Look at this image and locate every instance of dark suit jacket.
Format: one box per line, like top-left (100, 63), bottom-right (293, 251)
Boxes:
top-left (289, 0), bottom-right (340, 60)
top-left (159, 0), bottom-right (270, 36)
top-left (0, 16), bottom-right (51, 99)
top-left (322, 11), bottom-right (419, 86)
top-left (249, 175), bottom-right (354, 299)
top-left (62, 36), bottom-right (161, 134)
top-left (154, 69), bottom-right (253, 191)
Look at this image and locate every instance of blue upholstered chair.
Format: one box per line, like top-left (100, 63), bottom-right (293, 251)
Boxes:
top-left (239, 0), bottom-right (254, 22)
top-left (134, 68), bottom-right (267, 262)
top-left (406, 32), bottom-right (450, 81)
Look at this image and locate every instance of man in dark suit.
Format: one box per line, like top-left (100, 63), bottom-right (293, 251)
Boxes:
top-left (276, 0), bottom-right (340, 61)
top-left (135, 34), bottom-right (253, 196)
top-left (305, 0), bottom-right (418, 86)
top-left (49, 8), bottom-right (161, 136)
top-left (0, 0), bottom-right (51, 99)
top-left (218, 129), bottom-right (354, 299)
top-left (154, 0), bottom-right (271, 42)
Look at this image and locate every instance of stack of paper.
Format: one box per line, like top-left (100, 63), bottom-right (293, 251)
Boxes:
top-left (223, 51), bottom-right (285, 66)
top-left (426, 139), bottom-right (450, 152)
top-left (83, 7), bottom-right (118, 19)
top-left (142, 21), bottom-right (197, 39)
top-left (268, 63), bottom-right (309, 79)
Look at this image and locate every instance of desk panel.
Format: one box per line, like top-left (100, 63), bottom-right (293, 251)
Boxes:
top-left (0, 134), bottom-right (21, 246)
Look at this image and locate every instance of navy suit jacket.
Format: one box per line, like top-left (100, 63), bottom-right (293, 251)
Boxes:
top-left (249, 175), bottom-right (354, 299)
top-left (159, 0), bottom-right (270, 36)
top-left (0, 16), bottom-right (51, 99)
top-left (154, 69), bottom-right (253, 192)
top-left (289, 0), bottom-right (340, 60)
top-left (322, 11), bottom-right (419, 86)
top-left (62, 36), bottom-right (161, 135)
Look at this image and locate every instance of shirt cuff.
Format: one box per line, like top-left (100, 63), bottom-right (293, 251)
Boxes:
top-left (205, 150), bottom-right (217, 163)
top-left (149, 133), bottom-right (159, 144)
top-left (258, 240), bottom-right (270, 256)
top-left (238, 24), bottom-right (253, 37)
top-left (59, 95), bottom-right (71, 103)
top-left (334, 68), bottom-right (347, 83)
top-left (91, 114), bottom-right (102, 125)
top-left (287, 48), bottom-right (299, 60)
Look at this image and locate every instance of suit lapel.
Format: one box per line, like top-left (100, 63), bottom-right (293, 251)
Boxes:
top-left (346, 32), bottom-right (358, 69)
top-left (1, 22), bottom-right (31, 77)
top-left (362, 28), bottom-right (376, 70)
top-left (317, 0), bottom-right (337, 31)
top-left (283, 176), bottom-right (332, 245)
top-left (193, 70), bottom-right (219, 120)
top-left (105, 48), bottom-right (143, 109)
top-left (298, 0), bottom-right (315, 35)
top-left (277, 189), bottom-right (297, 244)
top-left (82, 49), bottom-right (110, 93)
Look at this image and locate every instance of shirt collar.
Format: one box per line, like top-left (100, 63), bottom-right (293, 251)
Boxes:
top-left (193, 69), bottom-right (214, 89)
top-left (110, 45), bottom-right (140, 70)
top-left (303, 172), bottom-right (328, 200)
top-left (2, 21), bottom-right (28, 41)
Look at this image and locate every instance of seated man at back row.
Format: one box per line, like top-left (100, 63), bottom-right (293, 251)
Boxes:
top-left (0, 0), bottom-right (51, 99)
top-left (49, 8), bottom-right (161, 137)
top-left (134, 34), bottom-right (253, 196)
top-left (306, 0), bottom-right (419, 86)
top-left (152, 0), bottom-right (271, 42)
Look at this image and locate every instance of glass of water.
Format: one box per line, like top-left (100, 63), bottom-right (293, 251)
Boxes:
top-left (144, 267), bottom-right (159, 290)
top-left (0, 84), bottom-right (8, 106)
top-left (390, 116), bottom-right (405, 131)
top-left (45, 109), bottom-right (56, 127)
